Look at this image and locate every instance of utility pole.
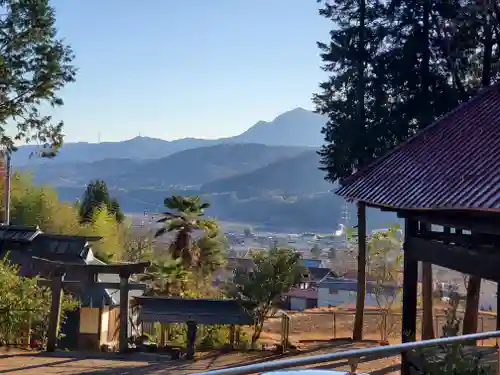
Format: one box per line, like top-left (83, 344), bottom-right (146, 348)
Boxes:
top-left (3, 151), bottom-right (11, 225)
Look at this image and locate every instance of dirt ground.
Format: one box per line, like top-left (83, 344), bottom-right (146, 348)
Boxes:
top-left (2, 307), bottom-right (497, 375)
top-left (259, 307), bottom-right (498, 346)
top-left (0, 342), bottom-right (401, 375)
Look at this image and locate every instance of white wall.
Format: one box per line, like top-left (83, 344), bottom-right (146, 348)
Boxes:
top-left (317, 287), bottom-right (400, 308)
top-left (290, 297), bottom-right (307, 311)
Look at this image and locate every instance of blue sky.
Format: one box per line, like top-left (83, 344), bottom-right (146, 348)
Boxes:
top-left (50, 0), bottom-right (331, 143)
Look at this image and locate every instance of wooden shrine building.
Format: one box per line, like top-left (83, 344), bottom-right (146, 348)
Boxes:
top-left (0, 224), bottom-right (150, 352)
top-left (335, 83), bottom-right (500, 374)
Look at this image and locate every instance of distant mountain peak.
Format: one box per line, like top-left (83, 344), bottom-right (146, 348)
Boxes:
top-left (13, 108), bottom-right (326, 165)
top-left (233, 108), bottom-right (326, 147)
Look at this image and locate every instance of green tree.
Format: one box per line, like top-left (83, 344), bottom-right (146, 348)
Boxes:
top-left (328, 247), bottom-right (337, 261)
top-left (122, 233), bottom-right (153, 263)
top-left (155, 195), bottom-right (217, 269)
top-left (195, 224), bottom-right (227, 278)
top-left (79, 180), bottom-right (124, 224)
top-left (78, 206), bottom-right (124, 261)
top-left (0, 0), bottom-right (76, 155)
top-left (243, 227), bottom-right (253, 237)
top-left (367, 226), bottom-right (403, 341)
top-left (9, 173), bottom-right (80, 235)
top-left (228, 246), bottom-right (304, 345)
top-left (0, 257), bottom-right (77, 347)
top-left (310, 244), bottom-right (321, 259)
top-left (141, 257), bottom-right (188, 297)
top-left (315, 0), bottom-right (500, 341)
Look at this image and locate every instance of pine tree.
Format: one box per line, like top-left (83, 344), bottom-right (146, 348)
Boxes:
top-left (0, 0), bottom-right (76, 155)
top-left (315, 0), bottom-right (500, 340)
top-left (79, 180), bottom-right (124, 224)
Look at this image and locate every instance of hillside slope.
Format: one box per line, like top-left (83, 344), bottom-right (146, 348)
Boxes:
top-left (22, 144), bottom-right (309, 189)
top-left (201, 150), bottom-right (331, 197)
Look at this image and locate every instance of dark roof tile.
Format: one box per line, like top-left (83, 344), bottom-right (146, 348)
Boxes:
top-left (336, 83), bottom-right (500, 210)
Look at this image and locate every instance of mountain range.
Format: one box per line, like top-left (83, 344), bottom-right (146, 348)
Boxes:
top-left (16, 108), bottom-right (398, 232)
top-left (13, 108), bottom-right (327, 166)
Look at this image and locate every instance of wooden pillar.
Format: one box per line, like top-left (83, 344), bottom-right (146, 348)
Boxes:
top-left (496, 284), bottom-right (500, 331)
top-left (353, 201), bottom-right (367, 341)
top-left (229, 325), bottom-right (236, 349)
top-left (119, 272), bottom-right (130, 353)
top-left (186, 321), bottom-right (197, 360)
top-left (402, 219), bottom-right (418, 375)
top-left (47, 271), bottom-right (65, 352)
top-left (420, 223), bottom-right (434, 340)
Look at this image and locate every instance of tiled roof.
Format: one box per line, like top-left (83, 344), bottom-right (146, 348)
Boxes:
top-left (285, 287), bottom-right (318, 299)
top-left (336, 83), bottom-right (500, 211)
top-left (0, 225), bottom-right (42, 243)
top-left (29, 234), bottom-right (91, 263)
top-left (305, 267), bottom-right (336, 281)
top-left (319, 278), bottom-right (398, 294)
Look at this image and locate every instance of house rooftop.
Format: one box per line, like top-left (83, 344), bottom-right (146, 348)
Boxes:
top-left (0, 225), bottom-right (42, 243)
top-left (305, 267), bottom-right (336, 281)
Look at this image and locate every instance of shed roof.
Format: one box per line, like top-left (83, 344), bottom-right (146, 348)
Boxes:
top-left (134, 296), bottom-right (254, 325)
top-left (336, 83), bottom-right (500, 211)
top-left (0, 225), bottom-right (42, 243)
top-left (305, 267), bottom-right (336, 281)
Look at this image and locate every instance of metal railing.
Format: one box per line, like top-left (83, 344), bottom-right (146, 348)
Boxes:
top-left (192, 330), bottom-right (500, 375)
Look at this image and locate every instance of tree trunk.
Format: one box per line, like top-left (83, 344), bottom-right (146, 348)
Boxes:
top-left (421, 0), bottom-right (431, 124)
top-left (462, 3), bottom-right (492, 339)
top-left (353, 202), bottom-right (367, 340)
top-left (355, 0), bottom-right (366, 166)
top-left (463, 275), bottom-right (481, 334)
top-left (421, 262), bottom-right (435, 339)
top-left (481, 0), bottom-right (493, 87)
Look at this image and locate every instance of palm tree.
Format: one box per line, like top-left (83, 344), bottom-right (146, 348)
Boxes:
top-left (155, 195), bottom-right (217, 268)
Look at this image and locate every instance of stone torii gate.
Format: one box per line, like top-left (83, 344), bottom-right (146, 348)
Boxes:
top-left (32, 257), bottom-right (150, 353)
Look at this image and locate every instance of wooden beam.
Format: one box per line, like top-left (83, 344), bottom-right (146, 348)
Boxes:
top-left (46, 272), bottom-right (65, 352)
top-left (497, 285), bottom-right (500, 331)
top-left (31, 256), bottom-right (150, 275)
top-left (420, 223), bottom-right (434, 340)
top-left (402, 219), bottom-right (418, 375)
top-left (397, 211), bottom-right (500, 236)
top-left (407, 237), bottom-right (500, 282)
top-left (119, 273), bottom-right (130, 353)
top-left (37, 279), bottom-right (147, 290)
top-left (186, 321), bottom-right (197, 360)
top-left (353, 202), bottom-right (367, 341)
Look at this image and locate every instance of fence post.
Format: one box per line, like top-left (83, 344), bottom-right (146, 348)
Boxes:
top-left (481, 316), bottom-right (484, 346)
top-left (333, 311), bottom-right (337, 339)
top-left (27, 311), bottom-right (32, 348)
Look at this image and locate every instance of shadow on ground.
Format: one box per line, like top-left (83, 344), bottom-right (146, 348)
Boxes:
top-left (0, 341), bottom-right (401, 375)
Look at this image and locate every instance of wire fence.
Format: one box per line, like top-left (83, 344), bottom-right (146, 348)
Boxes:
top-left (261, 309), bottom-right (497, 346)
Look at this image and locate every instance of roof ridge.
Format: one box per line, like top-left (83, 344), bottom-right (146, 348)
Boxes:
top-left (338, 82), bottom-right (500, 191)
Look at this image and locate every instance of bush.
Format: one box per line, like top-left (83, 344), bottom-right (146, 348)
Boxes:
top-left (0, 258), bottom-right (78, 348)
